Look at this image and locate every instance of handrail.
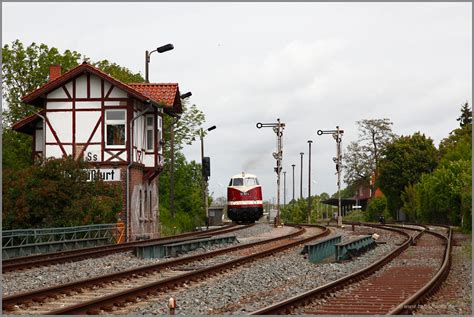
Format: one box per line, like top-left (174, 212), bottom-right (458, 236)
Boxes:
top-left (2, 224), bottom-right (117, 248)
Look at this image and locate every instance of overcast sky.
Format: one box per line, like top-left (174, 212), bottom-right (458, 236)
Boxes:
top-left (2, 2), bottom-right (472, 202)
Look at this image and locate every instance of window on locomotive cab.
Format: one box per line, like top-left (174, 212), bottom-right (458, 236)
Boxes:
top-left (233, 178), bottom-right (243, 186)
top-left (245, 178), bottom-right (258, 186)
top-left (105, 110), bottom-right (126, 147)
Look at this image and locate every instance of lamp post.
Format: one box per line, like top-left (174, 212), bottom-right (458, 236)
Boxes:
top-left (307, 140), bottom-right (313, 224)
top-left (145, 43), bottom-right (174, 83)
top-left (200, 125), bottom-right (216, 228)
top-left (299, 152), bottom-right (304, 199)
top-left (291, 164), bottom-right (295, 201)
top-left (317, 126), bottom-right (344, 227)
top-left (256, 119), bottom-right (286, 227)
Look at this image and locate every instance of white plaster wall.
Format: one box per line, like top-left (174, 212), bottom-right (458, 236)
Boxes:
top-left (90, 75), bottom-right (101, 98)
top-left (75, 75), bottom-right (87, 98)
top-left (104, 152), bottom-right (111, 161)
top-left (143, 154), bottom-right (154, 167)
top-left (76, 101), bottom-right (101, 109)
top-left (45, 144), bottom-right (72, 158)
top-left (48, 112), bottom-right (72, 143)
top-left (104, 81), bottom-right (112, 96)
top-left (46, 144), bottom-right (63, 158)
top-left (104, 101), bottom-right (126, 106)
top-left (83, 144), bottom-right (101, 162)
top-left (63, 145), bottom-right (72, 156)
top-left (76, 111), bottom-right (101, 143)
top-left (47, 101), bottom-right (72, 110)
top-left (108, 86), bottom-right (127, 98)
top-left (47, 86), bottom-right (67, 99)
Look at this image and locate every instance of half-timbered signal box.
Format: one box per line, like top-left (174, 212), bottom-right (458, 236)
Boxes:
top-left (13, 63), bottom-right (183, 241)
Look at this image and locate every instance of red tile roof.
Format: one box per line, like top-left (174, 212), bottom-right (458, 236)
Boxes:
top-left (11, 110), bottom-right (44, 135)
top-left (128, 83), bottom-right (182, 114)
top-left (21, 62), bottom-right (182, 114)
top-left (22, 62), bottom-right (152, 107)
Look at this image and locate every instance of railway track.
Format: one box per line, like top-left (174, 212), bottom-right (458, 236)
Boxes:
top-left (251, 224), bottom-right (451, 315)
top-left (2, 224), bottom-right (246, 273)
top-left (3, 225), bottom-right (330, 315)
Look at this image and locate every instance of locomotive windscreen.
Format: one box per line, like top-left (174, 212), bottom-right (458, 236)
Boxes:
top-left (244, 178), bottom-right (259, 186)
top-left (232, 178), bottom-right (243, 186)
top-left (229, 177), bottom-right (259, 186)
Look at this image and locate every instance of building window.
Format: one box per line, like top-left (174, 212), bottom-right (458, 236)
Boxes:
top-left (145, 115), bottom-right (154, 151)
top-left (144, 189), bottom-right (148, 219)
top-left (149, 189), bottom-right (153, 218)
top-left (157, 115), bottom-right (163, 153)
top-left (105, 110), bottom-right (126, 147)
top-left (139, 189), bottom-right (143, 219)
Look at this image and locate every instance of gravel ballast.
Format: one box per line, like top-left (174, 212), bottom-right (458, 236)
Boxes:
top-left (125, 225), bottom-right (402, 315)
top-left (1, 224), bottom-right (288, 296)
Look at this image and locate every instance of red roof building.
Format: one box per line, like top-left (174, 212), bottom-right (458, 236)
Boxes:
top-left (13, 62), bottom-right (184, 241)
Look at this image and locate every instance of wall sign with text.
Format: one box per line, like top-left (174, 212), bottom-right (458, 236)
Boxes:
top-left (86, 168), bottom-right (121, 182)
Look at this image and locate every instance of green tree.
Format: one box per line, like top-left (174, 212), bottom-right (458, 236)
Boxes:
top-left (415, 160), bottom-right (471, 228)
top-left (377, 132), bottom-right (438, 218)
top-left (401, 183), bottom-right (420, 222)
top-left (400, 106), bottom-right (472, 231)
top-left (456, 102), bottom-right (472, 127)
top-left (344, 118), bottom-right (396, 190)
top-left (2, 40), bottom-right (82, 126)
top-left (92, 60), bottom-right (144, 83)
top-left (157, 98), bottom-right (206, 232)
top-left (158, 152), bottom-right (205, 234)
top-left (2, 157), bottom-right (122, 229)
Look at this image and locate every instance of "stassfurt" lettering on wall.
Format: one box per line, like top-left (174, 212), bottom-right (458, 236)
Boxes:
top-left (86, 168), bottom-right (121, 182)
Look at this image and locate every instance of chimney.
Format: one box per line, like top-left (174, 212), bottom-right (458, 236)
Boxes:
top-left (49, 65), bottom-right (62, 82)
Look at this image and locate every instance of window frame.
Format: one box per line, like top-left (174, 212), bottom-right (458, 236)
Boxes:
top-left (157, 115), bottom-right (163, 154)
top-left (105, 109), bottom-right (127, 149)
top-left (145, 114), bottom-right (154, 152)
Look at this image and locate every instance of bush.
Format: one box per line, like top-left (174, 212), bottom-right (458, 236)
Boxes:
top-left (343, 210), bottom-right (367, 222)
top-left (366, 196), bottom-right (388, 222)
top-left (2, 157), bottom-right (122, 229)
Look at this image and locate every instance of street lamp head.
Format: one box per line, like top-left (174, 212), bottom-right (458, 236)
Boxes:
top-left (292, 164), bottom-right (295, 167)
top-left (180, 91), bottom-right (192, 99)
top-left (308, 140), bottom-right (313, 144)
top-left (157, 43), bottom-right (174, 53)
top-left (207, 125), bottom-right (217, 132)
top-left (300, 152), bottom-right (304, 156)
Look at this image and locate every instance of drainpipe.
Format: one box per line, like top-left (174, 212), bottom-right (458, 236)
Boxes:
top-left (126, 101), bottom-right (153, 242)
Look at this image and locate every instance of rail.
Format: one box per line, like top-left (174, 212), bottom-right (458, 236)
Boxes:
top-left (388, 226), bottom-right (452, 314)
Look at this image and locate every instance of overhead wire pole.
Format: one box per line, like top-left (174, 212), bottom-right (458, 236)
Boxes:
top-left (307, 140), bottom-right (313, 224)
top-left (317, 126), bottom-right (344, 227)
top-left (291, 164), bottom-right (295, 201)
top-left (299, 152), bottom-right (304, 199)
top-left (283, 171), bottom-right (287, 206)
top-left (256, 118), bottom-right (285, 227)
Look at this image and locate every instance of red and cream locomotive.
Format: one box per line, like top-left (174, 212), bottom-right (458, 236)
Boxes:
top-left (227, 172), bottom-right (263, 223)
